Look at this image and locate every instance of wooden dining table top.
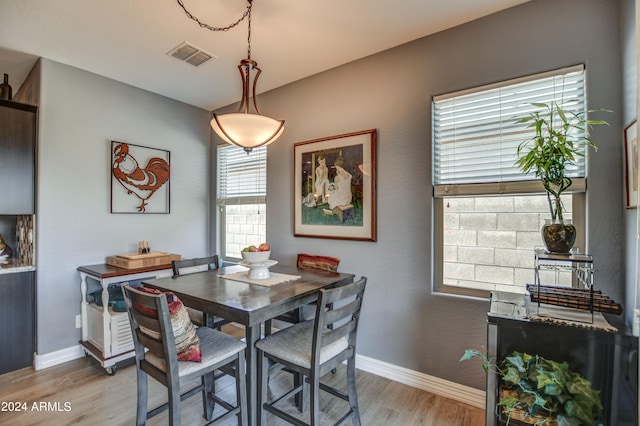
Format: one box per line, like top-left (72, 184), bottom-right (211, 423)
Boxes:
top-left (141, 263), bottom-right (355, 327)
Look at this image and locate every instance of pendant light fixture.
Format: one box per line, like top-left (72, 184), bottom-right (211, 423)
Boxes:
top-left (177, 0), bottom-right (284, 153)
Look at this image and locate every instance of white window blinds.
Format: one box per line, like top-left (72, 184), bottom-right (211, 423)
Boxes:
top-left (433, 65), bottom-right (586, 187)
top-left (217, 145), bottom-right (266, 205)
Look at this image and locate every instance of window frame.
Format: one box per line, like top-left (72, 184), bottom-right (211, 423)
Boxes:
top-left (433, 189), bottom-right (586, 298)
top-left (217, 144), bottom-right (267, 261)
top-left (432, 65), bottom-right (589, 297)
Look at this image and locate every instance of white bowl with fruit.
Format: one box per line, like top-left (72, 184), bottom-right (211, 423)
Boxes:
top-left (240, 243), bottom-right (271, 264)
top-left (240, 243), bottom-right (276, 279)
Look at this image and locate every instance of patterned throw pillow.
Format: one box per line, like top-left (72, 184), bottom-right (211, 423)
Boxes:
top-left (134, 286), bottom-right (202, 363)
top-left (297, 253), bottom-right (340, 272)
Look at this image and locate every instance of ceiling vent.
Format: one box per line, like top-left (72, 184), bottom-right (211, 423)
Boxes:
top-left (167, 42), bottom-right (215, 67)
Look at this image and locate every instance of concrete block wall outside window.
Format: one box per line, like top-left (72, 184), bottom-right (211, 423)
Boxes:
top-left (443, 194), bottom-right (573, 293)
top-left (223, 203), bottom-right (266, 259)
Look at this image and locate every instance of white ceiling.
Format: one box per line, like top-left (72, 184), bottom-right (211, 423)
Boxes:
top-left (0, 0), bottom-right (530, 111)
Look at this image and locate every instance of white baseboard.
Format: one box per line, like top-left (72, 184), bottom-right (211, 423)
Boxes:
top-left (32, 344), bottom-right (486, 410)
top-left (33, 345), bottom-right (85, 371)
top-left (356, 353), bottom-right (486, 409)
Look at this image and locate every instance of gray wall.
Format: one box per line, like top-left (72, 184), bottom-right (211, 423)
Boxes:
top-left (33, 59), bottom-right (212, 355)
top-left (216, 0), bottom-right (624, 389)
top-left (622, 0), bottom-right (639, 321)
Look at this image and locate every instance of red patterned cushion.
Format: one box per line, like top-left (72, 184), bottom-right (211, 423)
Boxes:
top-left (134, 286), bottom-right (202, 363)
top-left (297, 253), bottom-right (340, 272)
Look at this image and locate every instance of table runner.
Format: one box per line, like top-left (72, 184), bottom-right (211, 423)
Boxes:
top-left (220, 271), bottom-right (301, 287)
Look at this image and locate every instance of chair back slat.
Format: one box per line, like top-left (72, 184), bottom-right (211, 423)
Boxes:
top-left (125, 286), bottom-right (162, 310)
top-left (172, 255), bottom-right (219, 276)
top-left (135, 329), bottom-right (166, 356)
top-left (133, 309), bottom-right (162, 332)
top-left (320, 320), bottom-right (356, 347)
top-left (322, 300), bottom-right (360, 327)
top-left (320, 278), bottom-right (365, 305)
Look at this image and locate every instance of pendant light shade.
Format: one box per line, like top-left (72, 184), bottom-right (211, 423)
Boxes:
top-left (211, 53), bottom-right (284, 153)
top-left (211, 112), bottom-right (284, 152)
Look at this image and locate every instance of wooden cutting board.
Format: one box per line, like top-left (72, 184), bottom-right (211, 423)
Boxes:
top-left (116, 251), bottom-right (170, 260)
top-left (106, 252), bottom-right (181, 269)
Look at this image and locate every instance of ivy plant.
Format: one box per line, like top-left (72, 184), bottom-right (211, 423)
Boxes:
top-left (460, 349), bottom-right (603, 426)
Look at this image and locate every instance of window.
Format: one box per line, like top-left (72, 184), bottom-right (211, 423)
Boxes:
top-left (432, 65), bottom-right (587, 297)
top-left (217, 145), bottom-right (266, 260)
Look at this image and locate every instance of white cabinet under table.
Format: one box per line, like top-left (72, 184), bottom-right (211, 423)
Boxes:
top-left (77, 263), bottom-right (173, 374)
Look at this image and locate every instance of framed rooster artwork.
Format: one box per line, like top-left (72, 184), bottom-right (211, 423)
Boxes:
top-left (110, 141), bottom-right (170, 214)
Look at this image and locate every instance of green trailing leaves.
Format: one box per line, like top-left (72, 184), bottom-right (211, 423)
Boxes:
top-left (459, 348), bottom-right (494, 374)
top-left (461, 350), bottom-right (603, 425)
top-left (505, 353), bottom-right (527, 373)
top-left (459, 348), bottom-right (480, 362)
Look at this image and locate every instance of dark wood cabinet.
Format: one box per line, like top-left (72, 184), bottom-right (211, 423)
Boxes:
top-left (0, 99), bottom-right (37, 214)
top-left (0, 271), bottom-right (35, 374)
top-left (0, 99), bottom-right (37, 374)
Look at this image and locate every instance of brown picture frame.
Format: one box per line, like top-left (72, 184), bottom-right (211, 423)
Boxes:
top-left (624, 120), bottom-right (638, 209)
top-left (110, 141), bottom-right (171, 214)
top-left (294, 129), bottom-right (377, 241)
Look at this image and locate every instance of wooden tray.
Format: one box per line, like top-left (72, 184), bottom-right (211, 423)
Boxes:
top-left (106, 252), bottom-right (181, 269)
top-left (526, 284), bottom-right (623, 315)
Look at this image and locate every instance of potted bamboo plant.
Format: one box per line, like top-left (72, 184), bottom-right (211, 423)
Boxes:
top-left (514, 101), bottom-right (608, 253)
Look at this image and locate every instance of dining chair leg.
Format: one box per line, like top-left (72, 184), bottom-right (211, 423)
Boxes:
top-left (136, 367), bottom-right (148, 426)
top-left (257, 348), bottom-right (268, 426)
top-left (203, 372), bottom-right (215, 420)
top-left (168, 382), bottom-right (181, 426)
top-left (236, 351), bottom-right (248, 426)
top-left (347, 356), bottom-right (361, 426)
top-left (310, 373), bottom-right (321, 426)
top-left (294, 372), bottom-right (307, 412)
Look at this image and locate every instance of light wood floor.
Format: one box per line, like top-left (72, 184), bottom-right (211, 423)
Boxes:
top-left (0, 326), bottom-right (485, 426)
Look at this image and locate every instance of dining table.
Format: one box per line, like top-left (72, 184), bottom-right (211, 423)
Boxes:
top-left (141, 262), bottom-right (355, 426)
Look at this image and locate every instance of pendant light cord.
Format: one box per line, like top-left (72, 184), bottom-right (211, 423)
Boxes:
top-left (176, 0), bottom-right (252, 33)
top-left (246, 2), bottom-right (252, 59)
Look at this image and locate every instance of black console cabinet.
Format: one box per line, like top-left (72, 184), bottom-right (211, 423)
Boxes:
top-left (486, 312), bottom-right (638, 425)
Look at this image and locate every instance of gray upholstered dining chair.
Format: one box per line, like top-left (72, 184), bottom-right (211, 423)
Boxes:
top-left (122, 285), bottom-right (247, 426)
top-left (265, 253), bottom-right (341, 335)
top-left (256, 276), bottom-right (367, 426)
top-left (171, 255), bottom-right (229, 330)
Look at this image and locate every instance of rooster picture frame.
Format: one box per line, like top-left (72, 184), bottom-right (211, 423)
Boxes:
top-left (110, 141), bottom-right (171, 214)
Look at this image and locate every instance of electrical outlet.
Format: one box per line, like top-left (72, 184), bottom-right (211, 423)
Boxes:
top-left (632, 309), bottom-right (640, 337)
top-left (75, 314), bottom-right (82, 329)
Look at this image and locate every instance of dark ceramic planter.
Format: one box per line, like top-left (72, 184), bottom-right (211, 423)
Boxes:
top-left (541, 219), bottom-right (576, 254)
